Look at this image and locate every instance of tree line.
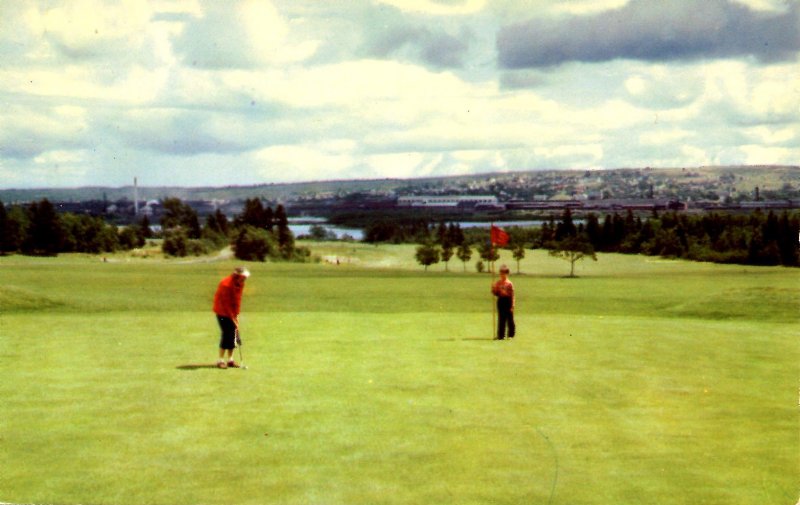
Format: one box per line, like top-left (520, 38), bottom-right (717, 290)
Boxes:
top-left (541, 209), bottom-right (799, 267)
top-left (378, 209), bottom-right (799, 271)
top-left (0, 197), bottom-right (308, 262)
top-left (4, 196), bottom-right (796, 269)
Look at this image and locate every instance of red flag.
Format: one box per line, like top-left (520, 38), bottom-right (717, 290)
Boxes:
top-left (490, 225), bottom-right (509, 246)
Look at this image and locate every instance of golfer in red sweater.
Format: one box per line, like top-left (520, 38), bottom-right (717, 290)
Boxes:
top-left (213, 266), bottom-right (250, 368)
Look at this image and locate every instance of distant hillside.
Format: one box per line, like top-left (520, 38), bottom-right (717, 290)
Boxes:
top-left (1, 165), bottom-right (797, 204)
top-left (0, 179), bottom-right (408, 204)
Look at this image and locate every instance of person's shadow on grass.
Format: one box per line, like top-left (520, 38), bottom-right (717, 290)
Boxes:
top-left (436, 337), bottom-right (496, 342)
top-left (176, 363), bottom-right (220, 370)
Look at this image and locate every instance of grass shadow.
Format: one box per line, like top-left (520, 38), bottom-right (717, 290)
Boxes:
top-left (176, 363), bottom-right (220, 370)
top-left (437, 337), bottom-right (496, 342)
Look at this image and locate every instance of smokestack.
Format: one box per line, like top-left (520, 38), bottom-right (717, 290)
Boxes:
top-left (134, 177), bottom-right (139, 216)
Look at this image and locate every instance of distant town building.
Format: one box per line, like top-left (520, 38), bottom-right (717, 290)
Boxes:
top-left (396, 195), bottom-right (498, 209)
top-left (141, 200), bottom-right (160, 217)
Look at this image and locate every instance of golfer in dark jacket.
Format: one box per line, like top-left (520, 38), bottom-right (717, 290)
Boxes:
top-left (213, 267), bottom-right (249, 368)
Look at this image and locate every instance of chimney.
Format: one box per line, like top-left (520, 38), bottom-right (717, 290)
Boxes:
top-left (134, 177), bottom-right (139, 215)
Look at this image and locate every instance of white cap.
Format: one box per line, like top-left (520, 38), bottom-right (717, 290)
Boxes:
top-left (234, 267), bottom-right (250, 278)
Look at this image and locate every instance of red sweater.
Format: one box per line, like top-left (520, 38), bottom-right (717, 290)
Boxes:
top-left (213, 275), bottom-right (244, 319)
top-left (492, 278), bottom-right (515, 306)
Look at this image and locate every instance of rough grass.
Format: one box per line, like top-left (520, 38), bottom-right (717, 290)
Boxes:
top-left (0, 247), bottom-right (797, 505)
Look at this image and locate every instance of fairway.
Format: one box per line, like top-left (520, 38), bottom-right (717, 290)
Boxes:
top-left (1, 247), bottom-right (798, 505)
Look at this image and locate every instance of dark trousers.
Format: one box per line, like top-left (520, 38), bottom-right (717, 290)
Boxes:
top-left (216, 315), bottom-right (237, 350)
top-left (497, 297), bottom-right (515, 339)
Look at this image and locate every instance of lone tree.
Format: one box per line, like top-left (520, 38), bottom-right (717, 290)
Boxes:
top-left (512, 243), bottom-right (526, 274)
top-left (456, 243), bottom-right (472, 272)
top-left (549, 235), bottom-right (597, 277)
top-left (441, 242), bottom-right (454, 271)
top-left (415, 242), bottom-right (441, 271)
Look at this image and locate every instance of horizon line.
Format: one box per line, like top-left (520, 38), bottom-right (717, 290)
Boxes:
top-left (1, 164), bottom-right (797, 192)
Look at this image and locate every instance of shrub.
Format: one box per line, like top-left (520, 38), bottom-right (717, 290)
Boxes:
top-left (233, 226), bottom-right (275, 262)
top-left (162, 229), bottom-right (188, 257)
top-left (186, 239), bottom-right (214, 256)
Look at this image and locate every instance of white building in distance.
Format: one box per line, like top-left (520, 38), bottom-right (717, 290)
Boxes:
top-left (396, 195), bottom-right (498, 208)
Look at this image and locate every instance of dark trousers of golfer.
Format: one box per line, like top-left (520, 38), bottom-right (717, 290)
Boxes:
top-left (497, 297), bottom-right (515, 340)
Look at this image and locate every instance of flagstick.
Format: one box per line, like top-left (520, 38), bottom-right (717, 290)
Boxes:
top-left (492, 263), bottom-right (497, 339)
top-left (491, 223), bottom-right (496, 340)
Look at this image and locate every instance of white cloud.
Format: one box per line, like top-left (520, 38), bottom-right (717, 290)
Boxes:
top-left (452, 149), bottom-right (490, 162)
top-left (698, 60), bottom-right (800, 123)
top-left (740, 144), bottom-right (798, 165)
top-left (749, 66), bottom-right (800, 119)
top-left (33, 149), bottom-right (86, 166)
top-left (0, 103), bottom-right (92, 158)
top-left (364, 152), bottom-right (429, 179)
top-left (239, 0), bottom-right (288, 51)
top-left (623, 64), bottom-right (705, 108)
top-left (744, 126), bottom-right (796, 145)
top-left (176, 0), bottom-right (317, 68)
top-left (151, 0), bottom-right (203, 16)
top-left (731, 0), bottom-right (793, 12)
top-left (679, 145), bottom-right (712, 165)
top-left (625, 76), bottom-right (647, 95)
top-left (275, 59), bottom-right (476, 109)
top-left (639, 128), bottom-right (692, 146)
top-left (254, 142), bottom-right (357, 182)
top-left (5, 64), bottom-right (169, 105)
top-left (552, 0), bottom-right (629, 16)
top-left (376, 0), bottom-right (487, 16)
top-left (18, 149), bottom-right (94, 188)
top-left (40, 0), bottom-right (152, 57)
top-left (582, 99), bottom-right (651, 130)
top-left (534, 144), bottom-right (604, 163)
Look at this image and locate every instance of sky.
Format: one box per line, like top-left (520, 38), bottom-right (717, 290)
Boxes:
top-left (1, 0), bottom-right (798, 189)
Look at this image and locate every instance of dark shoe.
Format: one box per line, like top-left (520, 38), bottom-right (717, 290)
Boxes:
top-left (227, 360), bottom-right (239, 368)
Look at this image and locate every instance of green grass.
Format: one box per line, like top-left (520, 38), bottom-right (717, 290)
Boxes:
top-left (0, 247), bottom-right (797, 505)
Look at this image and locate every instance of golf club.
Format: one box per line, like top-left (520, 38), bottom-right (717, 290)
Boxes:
top-left (235, 328), bottom-right (247, 369)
